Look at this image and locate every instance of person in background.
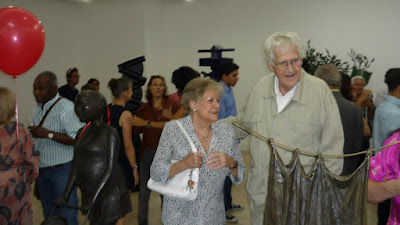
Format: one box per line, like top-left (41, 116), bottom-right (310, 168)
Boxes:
top-left (132, 75), bottom-right (179, 225)
top-left (373, 68), bottom-right (400, 150)
top-left (375, 86), bottom-right (389, 109)
top-left (0, 87), bottom-right (40, 225)
top-left (225, 31), bottom-right (343, 225)
top-left (340, 72), bottom-right (353, 101)
top-left (87, 78), bottom-right (100, 91)
top-left (150, 77), bottom-right (245, 224)
top-left (341, 72), bottom-right (372, 145)
top-left (368, 130), bottom-right (400, 225)
top-left (81, 83), bottom-right (97, 92)
top-left (105, 78), bottom-right (139, 194)
top-left (169, 66), bottom-right (200, 106)
top-left (216, 62), bottom-right (244, 223)
top-left (372, 68), bottom-right (400, 225)
top-left (351, 75), bottom-right (374, 174)
top-left (315, 64), bottom-right (365, 175)
top-left (351, 75), bottom-right (375, 123)
top-left (58, 67), bottom-right (80, 102)
top-left (29, 71), bottom-right (84, 225)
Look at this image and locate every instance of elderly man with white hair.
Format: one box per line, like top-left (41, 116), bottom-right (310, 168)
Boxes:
top-left (226, 31), bottom-right (344, 225)
top-left (351, 75), bottom-right (375, 120)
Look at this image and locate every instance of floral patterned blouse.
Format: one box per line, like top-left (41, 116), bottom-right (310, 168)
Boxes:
top-left (369, 130), bottom-right (400, 225)
top-left (150, 116), bottom-right (245, 225)
top-left (0, 123), bottom-right (40, 225)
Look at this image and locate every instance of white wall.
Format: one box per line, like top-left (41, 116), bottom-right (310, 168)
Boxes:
top-left (1, 0), bottom-right (400, 126)
top-left (144, 0), bottom-right (400, 111)
top-left (0, 0), bottom-right (145, 123)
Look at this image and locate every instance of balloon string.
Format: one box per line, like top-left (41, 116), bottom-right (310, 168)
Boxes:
top-left (14, 76), bottom-right (20, 150)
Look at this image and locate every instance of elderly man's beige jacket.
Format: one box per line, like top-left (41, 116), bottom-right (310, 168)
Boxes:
top-left (227, 69), bottom-right (344, 225)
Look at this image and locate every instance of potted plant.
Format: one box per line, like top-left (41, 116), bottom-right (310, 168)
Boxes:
top-left (303, 40), bottom-right (350, 75)
top-left (348, 48), bottom-right (375, 84)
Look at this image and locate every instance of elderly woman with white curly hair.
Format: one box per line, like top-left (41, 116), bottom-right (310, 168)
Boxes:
top-left (150, 77), bottom-right (245, 225)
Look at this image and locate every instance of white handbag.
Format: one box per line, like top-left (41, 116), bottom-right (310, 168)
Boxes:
top-left (147, 120), bottom-right (199, 200)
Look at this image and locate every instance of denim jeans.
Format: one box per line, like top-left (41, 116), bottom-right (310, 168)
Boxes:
top-left (38, 161), bottom-right (78, 225)
top-left (224, 176), bottom-right (233, 211)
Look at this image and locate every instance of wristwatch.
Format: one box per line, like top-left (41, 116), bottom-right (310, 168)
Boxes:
top-left (146, 121), bottom-right (152, 128)
top-left (48, 132), bottom-right (54, 139)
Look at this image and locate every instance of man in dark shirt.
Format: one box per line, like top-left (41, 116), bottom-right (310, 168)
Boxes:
top-left (315, 64), bottom-right (364, 175)
top-left (58, 67), bottom-right (80, 102)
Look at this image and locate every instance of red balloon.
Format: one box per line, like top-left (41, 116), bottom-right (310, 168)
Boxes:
top-left (0, 6), bottom-right (45, 77)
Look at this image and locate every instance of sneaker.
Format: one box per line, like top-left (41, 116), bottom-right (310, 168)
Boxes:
top-left (226, 212), bottom-right (238, 223)
top-left (230, 204), bottom-right (244, 211)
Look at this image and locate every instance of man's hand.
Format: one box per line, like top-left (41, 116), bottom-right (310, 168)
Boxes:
top-left (28, 125), bottom-right (50, 138)
top-left (356, 89), bottom-right (374, 109)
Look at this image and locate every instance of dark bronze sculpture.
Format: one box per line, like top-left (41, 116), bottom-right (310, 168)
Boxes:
top-left (55, 91), bottom-right (132, 225)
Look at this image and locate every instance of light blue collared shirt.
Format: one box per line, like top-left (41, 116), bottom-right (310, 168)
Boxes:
top-left (218, 81), bottom-right (237, 119)
top-left (373, 95), bottom-right (400, 149)
top-left (32, 93), bottom-right (85, 167)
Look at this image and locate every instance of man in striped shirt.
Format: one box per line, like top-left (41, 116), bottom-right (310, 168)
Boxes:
top-left (29, 71), bottom-right (84, 225)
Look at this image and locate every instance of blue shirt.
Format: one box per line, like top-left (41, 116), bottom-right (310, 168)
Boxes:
top-left (32, 94), bottom-right (84, 167)
top-left (218, 81), bottom-right (237, 119)
top-left (373, 95), bottom-right (400, 149)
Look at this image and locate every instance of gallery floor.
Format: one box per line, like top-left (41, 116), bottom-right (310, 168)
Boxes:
top-left (32, 150), bottom-right (379, 225)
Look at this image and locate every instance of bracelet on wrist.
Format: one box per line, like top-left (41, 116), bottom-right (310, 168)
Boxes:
top-left (132, 163), bottom-right (138, 169)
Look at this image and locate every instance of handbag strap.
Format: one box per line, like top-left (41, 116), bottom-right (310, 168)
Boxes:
top-left (38, 97), bottom-right (63, 127)
top-left (107, 105), bottom-right (111, 125)
top-left (175, 120), bottom-right (197, 153)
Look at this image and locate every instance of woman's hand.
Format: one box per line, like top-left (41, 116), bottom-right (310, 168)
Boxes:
top-left (183, 151), bottom-right (203, 169)
top-left (161, 105), bottom-right (173, 120)
top-left (132, 167), bottom-right (139, 186)
top-left (206, 150), bottom-right (235, 170)
top-left (169, 149), bottom-right (203, 179)
top-left (130, 115), bottom-right (147, 127)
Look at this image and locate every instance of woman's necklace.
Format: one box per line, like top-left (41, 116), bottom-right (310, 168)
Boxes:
top-left (194, 126), bottom-right (211, 141)
top-left (153, 98), bottom-right (163, 110)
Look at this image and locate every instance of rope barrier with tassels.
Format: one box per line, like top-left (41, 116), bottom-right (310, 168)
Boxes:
top-left (232, 121), bottom-right (400, 159)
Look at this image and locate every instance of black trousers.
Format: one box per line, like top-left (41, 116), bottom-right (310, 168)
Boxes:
top-left (377, 199), bottom-right (391, 225)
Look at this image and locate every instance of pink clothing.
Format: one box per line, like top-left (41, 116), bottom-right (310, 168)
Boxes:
top-left (168, 92), bottom-right (181, 105)
top-left (369, 130), bottom-right (400, 225)
top-left (0, 123), bottom-right (39, 225)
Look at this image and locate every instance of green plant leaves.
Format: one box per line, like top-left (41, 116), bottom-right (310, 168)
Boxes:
top-left (303, 41), bottom-right (375, 79)
top-left (303, 40), bottom-right (350, 75)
